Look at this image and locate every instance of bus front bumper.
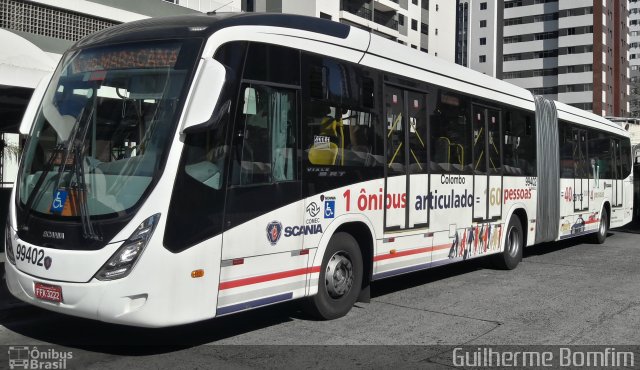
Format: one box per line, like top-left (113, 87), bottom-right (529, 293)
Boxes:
top-left (4, 261), bottom-right (171, 328)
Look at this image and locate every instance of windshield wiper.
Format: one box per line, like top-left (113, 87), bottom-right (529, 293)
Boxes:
top-left (61, 93), bottom-right (101, 241)
top-left (21, 142), bottom-right (67, 231)
top-left (23, 92), bottom-right (102, 241)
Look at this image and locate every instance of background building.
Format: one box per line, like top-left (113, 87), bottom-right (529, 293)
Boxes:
top-left (456, 0), bottom-right (630, 118)
top-left (215, 0), bottom-right (458, 62)
top-left (456, 0), bottom-right (503, 76)
top-left (630, 0), bottom-right (640, 117)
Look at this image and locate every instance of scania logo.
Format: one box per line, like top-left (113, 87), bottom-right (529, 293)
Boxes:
top-left (42, 231), bottom-right (65, 240)
top-left (266, 221), bottom-right (283, 246)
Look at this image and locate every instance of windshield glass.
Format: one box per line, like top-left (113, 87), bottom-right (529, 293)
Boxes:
top-left (19, 39), bottom-right (200, 218)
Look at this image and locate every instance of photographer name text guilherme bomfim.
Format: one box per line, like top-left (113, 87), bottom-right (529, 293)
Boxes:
top-left (452, 347), bottom-right (634, 368)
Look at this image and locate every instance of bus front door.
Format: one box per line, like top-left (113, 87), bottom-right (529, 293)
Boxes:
top-left (472, 105), bottom-right (503, 222)
top-left (384, 85), bottom-right (429, 231)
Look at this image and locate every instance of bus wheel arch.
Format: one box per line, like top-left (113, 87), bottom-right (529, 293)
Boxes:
top-left (334, 222), bottom-right (373, 303)
top-left (305, 220), bottom-right (374, 319)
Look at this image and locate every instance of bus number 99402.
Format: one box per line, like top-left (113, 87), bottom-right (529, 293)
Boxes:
top-left (525, 177), bottom-right (537, 188)
top-left (15, 244), bottom-right (46, 267)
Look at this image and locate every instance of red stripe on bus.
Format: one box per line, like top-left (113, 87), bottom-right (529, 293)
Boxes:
top-left (219, 266), bottom-right (321, 290)
top-left (373, 243), bottom-right (450, 262)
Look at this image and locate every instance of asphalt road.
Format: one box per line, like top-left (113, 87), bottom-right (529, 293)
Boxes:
top-left (0, 229), bottom-right (639, 369)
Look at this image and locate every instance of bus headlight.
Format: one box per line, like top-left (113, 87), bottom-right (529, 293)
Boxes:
top-left (5, 224), bottom-right (15, 265)
top-left (95, 214), bottom-right (160, 281)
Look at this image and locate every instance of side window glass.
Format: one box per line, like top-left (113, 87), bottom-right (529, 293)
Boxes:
top-left (232, 84), bottom-right (297, 185)
top-left (559, 122), bottom-right (574, 178)
top-left (180, 41), bottom-right (246, 190)
top-left (503, 109), bottom-right (536, 176)
top-left (304, 55), bottom-right (382, 167)
top-left (428, 90), bottom-right (472, 173)
top-left (587, 130), bottom-right (612, 179)
top-left (243, 43), bottom-right (300, 85)
top-left (183, 126), bottom-right (228, 190)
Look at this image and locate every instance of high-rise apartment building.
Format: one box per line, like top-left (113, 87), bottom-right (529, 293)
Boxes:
top-left (629, 0), bottom-right (640, 117)
top-left (214, 0), bottom-right (458, 62)
top-left (456, 0), bottom-right (503, 76)
top-left (457, 0), bottom-right (629, 117)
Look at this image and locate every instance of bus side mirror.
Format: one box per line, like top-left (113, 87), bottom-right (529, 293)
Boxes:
top-left (20, 72), bottom-right (53, 135)
top-left (181, 58), bottom-right (227, 134)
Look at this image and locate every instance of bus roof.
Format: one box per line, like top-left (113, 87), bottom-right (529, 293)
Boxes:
top-left (555, 101), bottom-right (628, 135)
top-left (73, 13), bottom-right (350, 49)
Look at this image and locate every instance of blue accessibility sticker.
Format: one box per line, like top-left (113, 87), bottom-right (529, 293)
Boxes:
top-left (50, 190), bottom-right (68, 214)
top-left (324, 200), bottom-right (335, 219)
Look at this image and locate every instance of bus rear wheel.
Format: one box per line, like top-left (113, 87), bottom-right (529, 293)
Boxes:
top-left (493, 216), bottom-right (523, 270)
top-left (305, 232), bottom-right (363, 320)
top-left (590, 208), bottom-right (609, 244)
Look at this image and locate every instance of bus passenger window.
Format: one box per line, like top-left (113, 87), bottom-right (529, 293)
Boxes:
top-left (428, 90), bottom-right (472, 173)
top-left (232, 84), bottom-right (297, 186)
top-left (503, 110), bottom-right (536, 176)
top-left (305, 101), bottom-right (378, 167)
top-left (559, 122), bottom-right (574, 178)
top-left (587, 130), bottom-right (612, 179)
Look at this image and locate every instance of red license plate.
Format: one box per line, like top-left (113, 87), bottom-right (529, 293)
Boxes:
top-left (34, 283), bottom-right (63, 303)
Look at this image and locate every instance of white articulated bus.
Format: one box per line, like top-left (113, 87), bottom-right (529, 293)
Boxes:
top-left (5, 13), bottom-right (633, 327)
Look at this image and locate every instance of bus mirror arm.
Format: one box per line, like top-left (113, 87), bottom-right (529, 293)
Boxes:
top-left (181, 58), bottom-right (228, 134)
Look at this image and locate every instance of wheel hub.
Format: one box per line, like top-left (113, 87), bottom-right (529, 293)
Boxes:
top-left (325, 252), bottom-right (354, 299)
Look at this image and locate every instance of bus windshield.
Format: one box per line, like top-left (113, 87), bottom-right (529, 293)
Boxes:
top-left (19, 39), bottom-right (200, 219)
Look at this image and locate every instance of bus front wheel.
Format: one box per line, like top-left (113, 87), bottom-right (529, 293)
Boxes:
top-left (493, 216), bottom-right (523, 270)
top-left (305, 232), bottom-right (363, 320)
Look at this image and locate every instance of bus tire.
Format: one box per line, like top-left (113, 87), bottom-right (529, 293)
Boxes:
top-left (590, 208), bottom-right (609, 244)
top-left (305, 232), bottom-right (363, 320)
top-left (493, 216), bottom-right (523, 270)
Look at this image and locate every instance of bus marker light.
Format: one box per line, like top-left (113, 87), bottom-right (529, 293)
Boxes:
top-left (232, 258), bottom-right (244, 266)
top-left (384, 237), bottom-right (395, 243)
top-left (191, 269), bottom-right (205, 278)
top-left (390, 249), bottom-right (397, 255)
top-left (300, 249), bottom-right (309, 255)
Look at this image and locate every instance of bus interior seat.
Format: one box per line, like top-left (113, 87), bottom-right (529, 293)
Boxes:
top-left (308, 143), bottom-right (339, 165)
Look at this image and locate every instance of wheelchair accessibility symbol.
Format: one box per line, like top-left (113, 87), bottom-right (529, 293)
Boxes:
top-left (50, 190), bottom-right (68, 214)
top-left (324, 200), bottom-right (335, 219)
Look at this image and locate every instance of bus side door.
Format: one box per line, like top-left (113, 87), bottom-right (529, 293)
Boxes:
top-left (472, 105), bottom-right (502, 222)
top-left (573, 128), bottom-right (589, 213)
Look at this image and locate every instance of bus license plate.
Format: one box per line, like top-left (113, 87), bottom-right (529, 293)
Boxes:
top-left (34, 283), bottom-right (63, 303)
